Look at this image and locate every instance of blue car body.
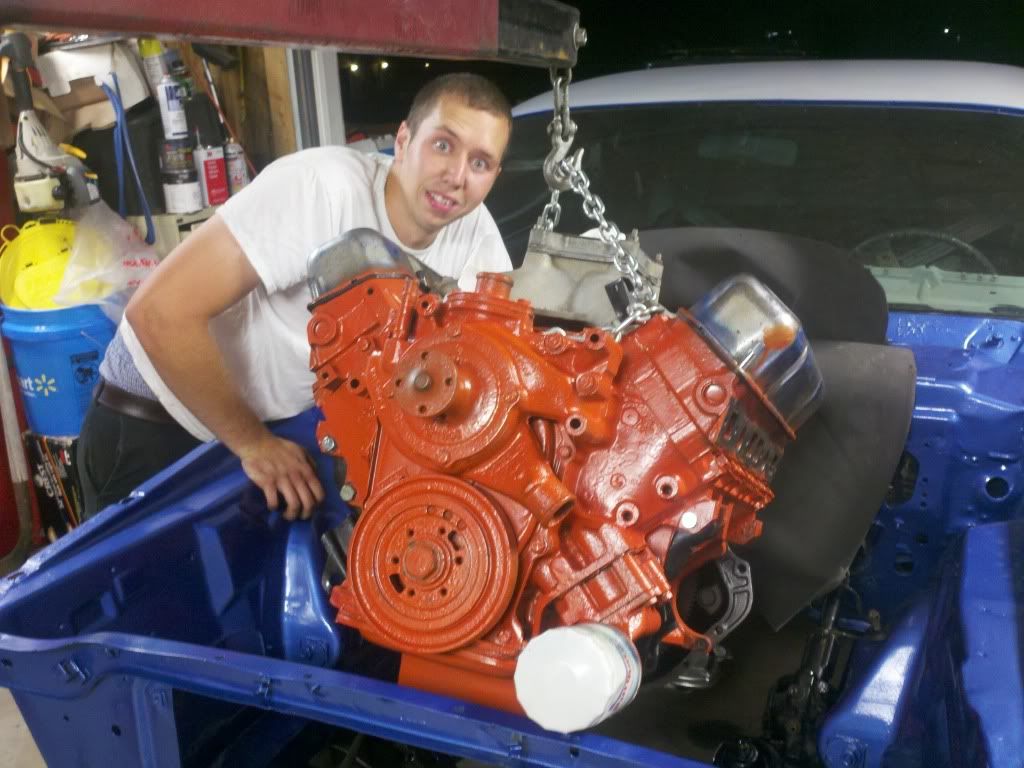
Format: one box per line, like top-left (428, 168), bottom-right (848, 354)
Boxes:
top-left (5, 60), bottom-right (1024, 766)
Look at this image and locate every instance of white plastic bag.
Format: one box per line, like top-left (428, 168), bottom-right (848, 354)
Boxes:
top-left (53, 200), bottom-right (158, 323)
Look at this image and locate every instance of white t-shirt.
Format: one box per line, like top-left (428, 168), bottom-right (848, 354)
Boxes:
top-left (121, 146), bottom-right (511, 441)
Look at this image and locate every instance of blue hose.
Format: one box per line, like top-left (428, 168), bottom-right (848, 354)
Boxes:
top-left (101, 73), bottom-right (155, 245)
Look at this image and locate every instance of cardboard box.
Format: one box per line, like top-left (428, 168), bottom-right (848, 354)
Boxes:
top-left (36, 41), bottom-right (150, 133)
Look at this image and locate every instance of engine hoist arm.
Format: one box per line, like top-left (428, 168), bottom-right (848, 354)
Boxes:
top-left (2, 0), bottom-right (583, 68)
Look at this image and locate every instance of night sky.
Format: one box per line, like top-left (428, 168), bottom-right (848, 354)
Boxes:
top-left (340, 0), bottom-right (1024, 134)
top-left (567, 0), bottom-right (1024, 73)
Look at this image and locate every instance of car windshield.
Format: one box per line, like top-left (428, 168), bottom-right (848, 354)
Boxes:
top-left (489, 102), bottom-right (1024, 316)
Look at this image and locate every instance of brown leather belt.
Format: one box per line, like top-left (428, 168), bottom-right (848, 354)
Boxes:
top-left (94, 379), bottom-right (175, 424)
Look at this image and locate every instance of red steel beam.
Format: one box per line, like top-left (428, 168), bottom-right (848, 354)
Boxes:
top-left (2, 0), bottom-right (582, 68)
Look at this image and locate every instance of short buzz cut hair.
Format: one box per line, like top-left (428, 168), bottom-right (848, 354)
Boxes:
top-left (405, 73), bottom-right (512, 137)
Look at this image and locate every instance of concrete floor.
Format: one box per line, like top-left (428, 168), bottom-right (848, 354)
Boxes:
top-left (0, 689), bottom-right (45, 768)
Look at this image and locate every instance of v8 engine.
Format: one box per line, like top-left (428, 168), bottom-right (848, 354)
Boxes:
top-left (307, 230), bottom-right (823, 732)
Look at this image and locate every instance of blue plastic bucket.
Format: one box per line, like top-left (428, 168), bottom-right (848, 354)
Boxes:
top-left (1, 304), bottom-right (116, 436)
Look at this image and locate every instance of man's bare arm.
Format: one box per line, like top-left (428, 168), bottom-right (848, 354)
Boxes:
top-left (125, 214), bottom-right (324, 519)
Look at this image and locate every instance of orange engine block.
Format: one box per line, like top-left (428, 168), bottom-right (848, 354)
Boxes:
top-left (308, 261), bottom-right (817, 720)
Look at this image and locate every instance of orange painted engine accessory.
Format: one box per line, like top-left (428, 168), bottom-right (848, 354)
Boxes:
top-left (308, 267), bottom-right (796, 714)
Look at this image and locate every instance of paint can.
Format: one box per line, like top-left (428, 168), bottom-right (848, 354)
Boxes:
top-left (225, 142), bottom-right (249, 195)
top-left (194, 145), bottom-right (230, 207)
top-left (160, 138), bottom-right (194, 175)
top-left (162, 170), bottom-right (203, 214)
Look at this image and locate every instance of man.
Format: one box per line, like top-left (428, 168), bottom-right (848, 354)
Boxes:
top-left (77, 73), bottom-right (513, 521)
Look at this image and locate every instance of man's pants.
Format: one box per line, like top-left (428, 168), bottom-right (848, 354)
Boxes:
top-left (77, 400), bottom-right (200, 520)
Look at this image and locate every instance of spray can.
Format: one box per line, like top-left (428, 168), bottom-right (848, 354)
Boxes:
top-left (225, 142), bottom-right (249, 195)
top-left (194, 144), bottom-right (230, 207)
top-left (156, 64), bottom-right (192, 140)
top-left (138, 38), bottom-right (166, 93)
top-left (162, 169), bottom-right (203, 213)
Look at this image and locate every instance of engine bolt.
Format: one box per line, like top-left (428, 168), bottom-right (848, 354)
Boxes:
top-left (404, 542), bottom-right (440, 580)
top-left (319, 435), bottom-right (337, 452)
top-left (340, 483), bottom-right (356, 502)
top-left (574, 23), bottom-right (588, 48)
top-left (701, 382), bottom-right (727, 407)
top-left (681, 511), bottom-right (698, 530)
top-left (544, 335), bottom-right (567, 353)
top-left (413, 371), bottom-right (433, 391)
top-left (576, 373), bottom-right (597, 396)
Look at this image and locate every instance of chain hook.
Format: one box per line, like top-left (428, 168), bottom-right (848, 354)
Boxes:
top-left (537, 64), bottom-right (667, 335)
top-left (538, 148), bottom-right (584, 228)
top-left (542, 127), bottom-right (577, 192)
top-left (542, 68), bottom-right (577, 192)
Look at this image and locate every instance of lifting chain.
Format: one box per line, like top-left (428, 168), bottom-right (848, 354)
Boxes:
top-left (539, 67), bottom-right (664, 337)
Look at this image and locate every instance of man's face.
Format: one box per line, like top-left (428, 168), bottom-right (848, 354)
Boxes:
top-left (389, 94), bottom-right (510, 247)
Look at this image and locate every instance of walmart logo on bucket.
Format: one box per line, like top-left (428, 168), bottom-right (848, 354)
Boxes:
top-left (20, 374), bottom-right (57, 397)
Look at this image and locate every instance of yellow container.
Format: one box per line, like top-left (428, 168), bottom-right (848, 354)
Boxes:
top-left (0, 220), bottom-right (76, 310)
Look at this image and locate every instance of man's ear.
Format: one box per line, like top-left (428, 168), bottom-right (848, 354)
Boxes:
top-left (394, 121), bottom-right (410, 162)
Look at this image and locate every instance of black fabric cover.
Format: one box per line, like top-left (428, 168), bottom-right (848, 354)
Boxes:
top-left (633, 226), bottom-right (910, 627)
top-left (640, 227), bottom-right (889, 344)
top-left (735, 341), bottom-right (917, 629)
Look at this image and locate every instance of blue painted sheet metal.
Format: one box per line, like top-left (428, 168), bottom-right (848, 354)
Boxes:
top-left (957, 521), bottom-right (1024, 765)
top-left (0, 633), bottom-right (704, 767)
top-left (821, 520), bottom-right (1024, 768)
top-left (819, 599), bottom-right (932, 768)
top-left (0, 410), bottom-right (704, 768)
top-left (853, 312), bottom-right (1024, 624)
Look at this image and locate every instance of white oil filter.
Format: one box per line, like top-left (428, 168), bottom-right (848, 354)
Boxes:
top-left (513, 623), bottom-right (642, 733)
top-left (162, 170), bottom-right (203, 213)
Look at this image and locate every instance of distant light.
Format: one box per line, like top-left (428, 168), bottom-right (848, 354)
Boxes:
top-left (944, 27), bottom-right (950, 34)
top-left (349, 63), bottom-right (359, 72)
top-left (380, 60), bottom-right (389, 70)
top-left (424, 62), bottom-right (431, 68)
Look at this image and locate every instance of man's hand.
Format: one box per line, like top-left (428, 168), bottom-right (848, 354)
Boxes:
top-left (237, 432), bottom-right (325, 520)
